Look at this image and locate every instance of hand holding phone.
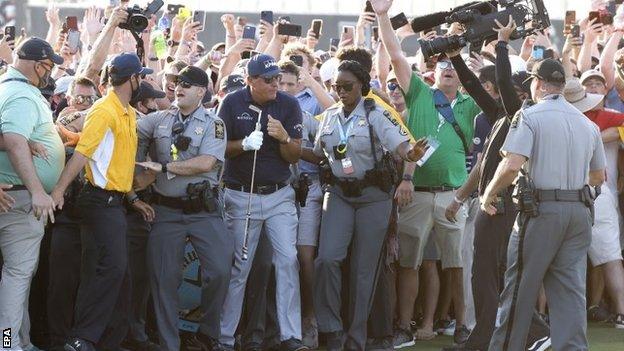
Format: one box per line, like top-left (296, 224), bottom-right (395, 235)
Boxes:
top-left (243, 25), bottom-right (257, 40)
top-left (193, 11), bottom-right (206, 31)
top-left (532, 45), bottom-right (545, 60)
top-left (4, 26), bottom-right (15, 43)
top-left (390, 13), bottom-right (409, 30)
top-left (311, 19), bottom-right (323, 39)
top-left (278, 23), bottom-right (302, 37)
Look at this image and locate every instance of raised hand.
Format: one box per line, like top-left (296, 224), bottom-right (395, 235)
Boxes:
top-left (369, 0), bottom-right (394, 15)
top-left (494, 15), bottom-right (516, 42)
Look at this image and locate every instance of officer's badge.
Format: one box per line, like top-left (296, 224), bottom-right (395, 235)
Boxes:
top-left (358, 118), bottom-right (366, 127)
top-left (195, 127), bottom-right (204, 135)
top-left (214, 120), bottom-right (225, 140)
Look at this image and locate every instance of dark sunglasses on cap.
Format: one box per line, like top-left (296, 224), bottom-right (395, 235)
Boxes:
top-left (387, 82), bottom-right (400, 92)
top-left (331, 82), bottom-right (354, 93)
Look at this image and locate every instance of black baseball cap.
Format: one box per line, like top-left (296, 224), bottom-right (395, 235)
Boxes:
top-left (174, 66), bottom-right (209, 88)
top-left (136, 81), bottom-right (166, 100)
top-left (220, 74), bottom-right (246, 94)
top-left (109, 53), bottom-right (153, 79)
top-left (16, 37), bottom-right (64, 64)
top-left (525, 59), bottom-right (566, 84)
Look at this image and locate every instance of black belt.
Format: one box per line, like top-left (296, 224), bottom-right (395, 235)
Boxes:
top-left (152, 193), bottom-right (188, 209)
top-left (414, 185), bottom-right (458, 193)
top-left (84, 182), bottom-right (125, 200)
top-left (536, 189), bottom-right (584, 202)
top-left (225, 182), bottom-right (288, 195)
top-left (5, 184), bottom-right (27, 191)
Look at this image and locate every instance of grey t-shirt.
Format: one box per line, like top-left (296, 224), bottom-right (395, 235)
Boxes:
top-left (137, 106), bottom-right (226, 197)
top-left (313, 98), bottom-right (410, 179)
top-left (502, 95), bottom-right (606, 190)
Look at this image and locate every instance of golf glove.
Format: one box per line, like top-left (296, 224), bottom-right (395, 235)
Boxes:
top-left (242, 130), bottom-right (263, 151)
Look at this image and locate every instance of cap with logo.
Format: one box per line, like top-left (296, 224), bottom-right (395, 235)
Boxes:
top-left (16, 37), bottom-right (64, 65)
top-left (579, 69), bottom-right (606, 86)
top-left (108, 52), bottom-right (153, 79)
top-left (524, 58), bottom-right (566, 84)
top-left (174, 66), bottom-right (209, 88)
top-left (563, 78), bottom-right (604, 113)
top-left (247, 54), bottom-right (280, 78)
top-left (220, 74), bottom-right (246, 94)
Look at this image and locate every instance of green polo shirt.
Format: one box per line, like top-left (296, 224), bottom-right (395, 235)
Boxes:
top-left (0, 67), bottom-right (64, 193)
top-left (404, 72), bottom-right (481, 187)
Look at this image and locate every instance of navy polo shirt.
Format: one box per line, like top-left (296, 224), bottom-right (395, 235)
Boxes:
top-left (471, 112), bottom-right (493, 169)
top-left (218, 87), bottom-right (303, 186)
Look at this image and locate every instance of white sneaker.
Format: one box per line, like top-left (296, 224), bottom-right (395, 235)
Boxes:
top-left (615, 313), bottom-right (624, 329)
top-left (527, 336), bottom-right (551, 351)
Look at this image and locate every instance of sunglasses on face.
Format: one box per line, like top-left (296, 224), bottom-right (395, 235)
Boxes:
top-left (37, 61), bottom-right (54, 71)
top-left (387, 82), bottom-right (399, 92)
top-left (175, 80), bottom-right (200, 89)
top-left (255, 75), bottom-right (282, 84)
top-left (75, 95), bottom-right (98, 105)
top-left (332, 82), bottom-right (355, 93)
top-left (436, 61), bottom-right (455, 71)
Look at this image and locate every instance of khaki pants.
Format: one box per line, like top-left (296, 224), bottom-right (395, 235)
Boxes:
top-left (398, 190), bottom-right (465, 269)
top-left (0, 190), bottom-right (44, 350)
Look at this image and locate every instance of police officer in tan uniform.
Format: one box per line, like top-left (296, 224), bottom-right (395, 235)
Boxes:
top-left (301, 60), bottom-right (427, 351)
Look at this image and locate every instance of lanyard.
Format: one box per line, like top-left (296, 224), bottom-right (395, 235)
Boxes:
top-left (335, 116), bottom-right (356, 153)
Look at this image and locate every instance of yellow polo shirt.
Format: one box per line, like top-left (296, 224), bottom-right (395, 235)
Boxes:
top-left (75, 90), bottom-right (137, 193)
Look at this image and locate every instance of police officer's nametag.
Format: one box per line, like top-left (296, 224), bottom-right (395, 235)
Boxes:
top-left (214, 120), bottom-right (225, 139)
top-left (195, 126), bottom-right (204, 135)
top-left (383, 110), bottom-right (409, 136)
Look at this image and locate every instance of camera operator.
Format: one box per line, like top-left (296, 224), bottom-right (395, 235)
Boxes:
top-left (371, 1), bottom-right (482, 347)
top-left (50, 52), bottom-right (151, 351)
top-left (441, 17), bottom-right (550, 351)
top-left (481, 58), bottom-right (606, 351)
top-left (135, 66), bottom-right (232, 351)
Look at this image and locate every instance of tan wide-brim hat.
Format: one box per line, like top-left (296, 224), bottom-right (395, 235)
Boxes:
top-left (564, 78), bottom-right (604, 113)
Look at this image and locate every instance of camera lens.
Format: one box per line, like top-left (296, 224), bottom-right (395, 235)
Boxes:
top-left (130, 14), bottom-right (148, 32)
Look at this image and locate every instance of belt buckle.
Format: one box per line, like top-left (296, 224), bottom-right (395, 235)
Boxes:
top-left (256, 185), bottom-right (270, 194)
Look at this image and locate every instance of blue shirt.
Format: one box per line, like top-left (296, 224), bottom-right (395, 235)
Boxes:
top-left (295, 88), bottom-right (323, 117)
top-left (471, 112), bottom-right (493, 169)
top-left (605, 88), bottom-right (624, 113)
top-left (218, 87), bottom-right (303, 186)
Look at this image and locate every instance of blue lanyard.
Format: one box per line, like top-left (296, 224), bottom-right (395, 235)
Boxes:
top-left (335, 116), bottom-right (356, 149)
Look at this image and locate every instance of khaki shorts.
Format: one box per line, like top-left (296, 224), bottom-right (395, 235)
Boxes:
top-left (398, 190), bottom-right (466, 269)
top-left (590, 188), bottom-right (623, 266)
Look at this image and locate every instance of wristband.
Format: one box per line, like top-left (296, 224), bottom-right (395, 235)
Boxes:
top-left (167, 40), bottom-right (180, 47)
top-left (127, 193), bottom-right (139, 205)
top-left (148, 57), bottom-right (159, 62)
top-left (402, 174), bottom-right (413, 182)
top-left (453, 195), bottom-right (464, 205)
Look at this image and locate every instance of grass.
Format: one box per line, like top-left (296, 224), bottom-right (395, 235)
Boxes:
top-left (395, 323), bottom-right (623, 351)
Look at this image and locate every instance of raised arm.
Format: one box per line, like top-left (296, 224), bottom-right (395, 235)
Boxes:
top-left (371, 0), bottom-right (412, 92)
top-left (599, 29), bottom-right (623, 91)
top-left (449, 53), bottom-right (498, 120)
top-left (493, 18), bottom-right (522, 118)
top-left (578, 19), bottom-right (602, 73)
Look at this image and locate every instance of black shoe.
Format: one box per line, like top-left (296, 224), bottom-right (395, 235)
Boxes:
top-left (64, 338), bottom-right (96, 351)
top-left (280, 338), bottom-right (308, 351)
top-left (325, 331), bottom-right (344, 351)
top-left (453, 325), bottom-right (471, 345)
top-left (196, 333), bottom-right (230, 351)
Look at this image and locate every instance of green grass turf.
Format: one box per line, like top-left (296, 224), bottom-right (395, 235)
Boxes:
top-left (395, 323), bottom-right (623, 351)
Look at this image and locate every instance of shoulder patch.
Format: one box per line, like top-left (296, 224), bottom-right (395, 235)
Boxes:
top-left (214, 120), bottom-right (225, 140)
top-left (381, 109), bottom-right (408, 136)
top-left (510, 111), bottom-right (522, 129)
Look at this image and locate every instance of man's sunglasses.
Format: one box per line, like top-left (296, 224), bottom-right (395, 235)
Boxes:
top-left (254, 74), bottom-right (282, 84)
top-left (331, 82), bottom-right (354, 93)
top-left (387, 82), bottom-right (400, 92)
top-left (175, 80), bottom-right (202, 89)
top-left (74, 95), bottom-right (98, 105)
top-left (436, 61), bottom-right (455, 71)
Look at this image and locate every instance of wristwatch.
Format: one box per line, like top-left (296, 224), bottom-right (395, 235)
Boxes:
top-left (167, 39), bottom-right (180, 47)
top-left (402, 174), bottom-right (413, 182)
top-left (148, 57), bottom-right (159, 62)
top-left (161, 162), bottom-right (168, 173)
top-left (127, 193), bottom-right (139, 205)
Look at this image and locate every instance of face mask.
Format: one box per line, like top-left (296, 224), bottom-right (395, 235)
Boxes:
top-left (34, 62), bottom-right (52, 88)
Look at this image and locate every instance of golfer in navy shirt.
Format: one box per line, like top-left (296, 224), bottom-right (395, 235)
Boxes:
top-left (217, 54), bottom-right (307, 351)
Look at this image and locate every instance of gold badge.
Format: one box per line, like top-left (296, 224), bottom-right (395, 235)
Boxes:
top-left (195, 127), bottom-right (204, 135)
top-left (358, 118), bottom-right (366, 127)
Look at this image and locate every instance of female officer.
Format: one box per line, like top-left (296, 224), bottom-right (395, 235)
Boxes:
top-left (301, 60), bottom-right (427, 350)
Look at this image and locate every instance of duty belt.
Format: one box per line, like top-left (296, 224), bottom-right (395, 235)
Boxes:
top-left (152, 191), bottom-right (218, 213)
top-left (152, 193), bottom-right (190, 209)
top-left (326, 176), bottom-right (376, 197)
top-left (225, 182), bottom-right (288, 195)
top-left (536, 189), bottom-right (584, 202)
top-left (414, 185), bottom-right (458, 193)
